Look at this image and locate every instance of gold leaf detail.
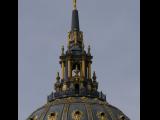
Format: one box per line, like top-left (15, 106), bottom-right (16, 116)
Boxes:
top-left (72, 110), bottom-right (83, 120)
top-left (48, 112), bottom-right (58, 120)
top-left (97, 112), bottom-right (107, 120)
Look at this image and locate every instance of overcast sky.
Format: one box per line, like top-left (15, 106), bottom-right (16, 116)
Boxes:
top-left (18, 0), bottom-right (140, 120)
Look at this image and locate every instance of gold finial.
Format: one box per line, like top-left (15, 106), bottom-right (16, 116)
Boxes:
top-left (61, 45), bottom-right (64, 55)
top-left (73, 0), bottom-right (77, 10)
top-left (56, 72), bottom-right (60, 81)
top-left (88, 45), bottom-right (91, 55)
top-left (82, 42), bottom-right (84, 53)
top-left (93, 71), bottom-right (97, 81)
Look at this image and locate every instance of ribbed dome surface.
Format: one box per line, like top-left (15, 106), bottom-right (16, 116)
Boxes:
top-left (27, 97), bottom-right (129, 120)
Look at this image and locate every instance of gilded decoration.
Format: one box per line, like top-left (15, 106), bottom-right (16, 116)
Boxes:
top-left (98, 101), bottom-right (107, 105)
top-left (68, 32), bottom-right (71, 40)
top-left (48, 112), bottom-right (58, 120)
top-left (81, 96), bottom-right (88, 102)
top-left (62, 83), bottom-right (67, 91)
top-left (73, 0), bottom-right (77, 10)
top-left (97, 112), bottom-right (107, 120)
top-left (27, 0), bottom-right (130, 119)
top-left (72, 110), bottom-right (83, 120)
top-left (66, 97), bottom-right (73, 102)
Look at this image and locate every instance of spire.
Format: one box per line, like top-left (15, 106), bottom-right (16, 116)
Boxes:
top-left (71, 0), bottom-right (80, 31)
top-left (93, 71), bottom-right (97, 81)
top-left (47, 0), bottom-right (106, 102)
top-left (88, 45), bottom-right (91, 55)
top-left (56, 72), bottom-right (60, 82)
top-left (61, 45), bottom-right (64, 55)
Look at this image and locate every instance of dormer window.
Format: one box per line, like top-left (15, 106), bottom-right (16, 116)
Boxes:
top-left (97, 112), bottom-right (107, 120)
top-left (72, 110), bottom-right (83, 120)
top-left (48, 112), bottom-right (58, 120)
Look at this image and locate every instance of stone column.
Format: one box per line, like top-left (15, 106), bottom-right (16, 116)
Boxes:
top-left (61, 62), bottom-right (65, 79)
top-left (68, 59), bottom-right (72, 79)
top-left (88, 62), bottom-right (91, 79)
top-left (82, 58), bottom-right (85, 78)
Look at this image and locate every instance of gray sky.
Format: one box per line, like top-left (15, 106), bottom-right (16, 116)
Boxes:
top-left (18, 0), bottom-right (140, 120)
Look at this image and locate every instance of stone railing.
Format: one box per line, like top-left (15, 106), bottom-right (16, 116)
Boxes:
top-left (47, 90), bottom-right (106, 102)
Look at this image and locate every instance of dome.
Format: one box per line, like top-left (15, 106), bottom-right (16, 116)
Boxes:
top-left (27, 1), bottom-right (130, 120)
top-left (27, 97), bottom-right (129, 120)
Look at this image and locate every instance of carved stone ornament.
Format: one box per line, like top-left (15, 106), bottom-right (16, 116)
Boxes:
top-left (72, 110), bottom-right (83, 120)
top-left (48, 112), bottom-right (58, 120)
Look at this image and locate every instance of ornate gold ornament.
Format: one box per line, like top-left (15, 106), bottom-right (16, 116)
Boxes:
top-left (74, 32), bottom-right (77, 45)
top-left (68, 32), bottom-right (71, 40)
top-left (81, 59), bottom-right (85, 78)
top-left (48, 112), bottom-right (58, 120)
top-left (61, 62), bottom-right (65, 79)
top-left (80, 32), bottom-right (83, 40)
top-left (98, 100), bottom-right (107, 105)
top-left (68, 59), bottom-right (72, 78)
top-left (72, 110), bottom-right (83, 120)
top-left (81, 96), bottom-right (88, 102)
top-left (67, 32), bottom-right (71, 47)
top-left (97, 112), bottom-right (107, 120)
top-left (66, 97), bottom-right (73, 102)
top-left (62, 83), bottom-right (67, 91)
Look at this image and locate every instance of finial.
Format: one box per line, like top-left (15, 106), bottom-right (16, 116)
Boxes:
top-left (88, 45), bottom-right (91, 55)
top-left (92, 71), bottom-right (97, 81)
top-left (67, 32), bottom-right (70, 47)
top-left (61, 45), bottom-right (64, 55)
top-left (56, 72), bottom-right (60, 81)
top-left (73, 0), bottom-right (77, 10)
top-left (82, 42), bottom-right (84, 53)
